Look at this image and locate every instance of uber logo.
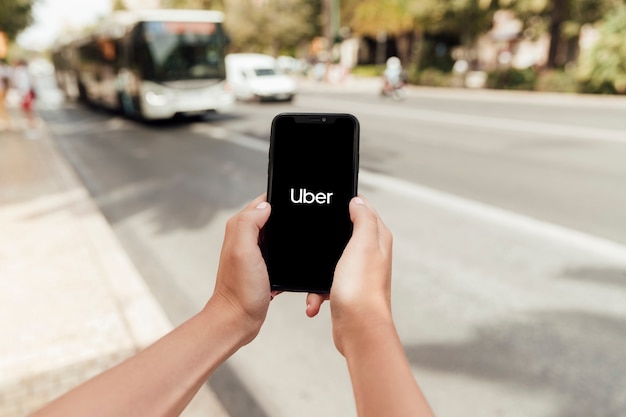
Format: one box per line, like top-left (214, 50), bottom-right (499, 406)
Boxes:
top-left (290, 188), bottom-right (333, 205)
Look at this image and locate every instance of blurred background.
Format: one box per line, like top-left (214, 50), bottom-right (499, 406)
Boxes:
top-left (5, 0), bottom-right (626, 93)
top-left (1, 1), bottom-right (626, 417)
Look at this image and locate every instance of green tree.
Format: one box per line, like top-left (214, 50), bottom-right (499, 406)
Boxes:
top-left (161, 0), bottom-right (225, 10)
top-left (343, 0), bottom-right (498, 70)
top-left (426, 0), bottom-right (498, 45)
top-left (113, 0), bottom-right (127, 10)
top-left (343, 0), bottom-right (421, 64)
top-left (548, 0), bottom-right (615, 68)
top-left (424, 0), bottom-right (499, 70)
top-left (225, 0), bottom-right (317, 56)
top-left (507, 0), bottom-right (621, 67)
top-left (0, 0), bottom-right (35, 41)
top-left (578, 4), bottom-right (626, 93)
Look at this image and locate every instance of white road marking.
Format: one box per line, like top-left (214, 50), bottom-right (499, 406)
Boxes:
top-left (359, 170), bottom-right (626, 262)
top-left (203, 126), bottom-right (626, 262)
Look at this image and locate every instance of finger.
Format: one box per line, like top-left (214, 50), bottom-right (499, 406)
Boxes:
top-left (352, 195), bottom-right (391, 250)
top-left (223, 196), bottom-right (271, 258)
top-left (242, 193), bottom-right (268, 211)
top-left (377, 216), bottom-right (393, 253)
top-left (306, 293), bottom-right (328, 317)
top-left (230, 195), bottom-right (272, 235)
top-left (348, 196), bottom-right (380, 246)
top-left (354, 194), bottom-right (379, 216)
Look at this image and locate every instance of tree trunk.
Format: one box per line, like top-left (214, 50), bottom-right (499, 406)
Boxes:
top-left (410, 29), bottom-right (424, 70)
top-left (396, 31), bottom-right (412, 66)
top-left (375, 31), bottom-right (387, 65)
top-left (547, 0), bottom-right (567, 68)
top-left (565, 35), bottom-right (579, 65)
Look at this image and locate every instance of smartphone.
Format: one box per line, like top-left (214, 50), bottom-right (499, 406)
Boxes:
top-left (261, 113), bottom-right (360, 293)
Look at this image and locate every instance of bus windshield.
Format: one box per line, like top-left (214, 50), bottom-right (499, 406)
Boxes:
top-left (135, 21), bottom-right (228, 82)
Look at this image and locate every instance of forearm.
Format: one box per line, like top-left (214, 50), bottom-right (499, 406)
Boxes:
top-left (342, 319), bottom-right (435, 417)
top-left (31, 300), bottom-right (248, 417)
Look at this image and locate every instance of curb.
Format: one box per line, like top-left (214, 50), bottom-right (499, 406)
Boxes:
top-left (38, 114), bottom-right (230, 417)
top-left (40, 115), bottom-right (174, 355)
top-left (0, 105), bottom-right (228, 417)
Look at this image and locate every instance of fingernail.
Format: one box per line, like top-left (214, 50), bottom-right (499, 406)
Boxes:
top-left (353, 197), bottom-right (365, 205)
top-left (256, 202), bottom-right (268, 209)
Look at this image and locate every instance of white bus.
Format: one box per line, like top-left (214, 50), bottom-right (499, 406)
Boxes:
top-left (52, 9), bottom-right (234, 120)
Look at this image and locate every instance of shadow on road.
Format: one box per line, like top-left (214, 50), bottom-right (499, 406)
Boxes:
top-left (405, 310), bottom-right (626, 417)
top-left (561, 266), bottom-right (626, 291)
top-left (41, 104), bottom-right (265, 234)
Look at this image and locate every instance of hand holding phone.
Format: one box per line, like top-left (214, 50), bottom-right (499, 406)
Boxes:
top-left (304, 196), bottom-right (393, 342)
top-left (261, 113), bottom-right (360, 293)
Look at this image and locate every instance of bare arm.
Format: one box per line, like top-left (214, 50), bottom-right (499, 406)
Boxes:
top-left (307, 196), bottom-right (435, 417)
top-left (31, 195), bottom-right (273, 417)
top-left (339, 313), bottom-right (433, 417)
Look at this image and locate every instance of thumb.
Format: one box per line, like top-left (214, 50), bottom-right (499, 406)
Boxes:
top-left (245, 194), bottom-right (272, 226)
top-left (249, 200), bottom-right (272, 229)
top-left (348, 196), bottom-right (379, 245)
top-left (225, 196), bottom-right (271, 244)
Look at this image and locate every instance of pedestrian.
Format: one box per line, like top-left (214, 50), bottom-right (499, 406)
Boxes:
top-left (12, 59), bottom-right (37, 135)
top-left (381, 56), bottom-right (406, 97)
top-left (0, 58), bottom-right (11, 131)
top-left (27, 195), bottom-right (435, 417)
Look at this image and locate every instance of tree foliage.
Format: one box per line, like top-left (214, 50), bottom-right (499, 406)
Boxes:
top-left (151, 0), bottom-right (318, 55)
top-left (345, 0), bottom-right (499, 42)
top-left (505, 0), bottom-right (621, 67)
top-left (0, 0), bottom-right (35, 40)
top-left (225, 0), bottom-right (318, 55)
top-left (426, 0), bottom-right (498, 43)
top-left (344, 0), bottom-right (417, 36)
top-left (112, 0), bottom-right (127, 11)
top-left (341, 0), bottom-right (623, 70)
top-left (577, 4), bottom-right (626, 93)
top-left (161, 0), bottom-right (224, 10)
top-left (159, 0), bottom-right (626, 94)
top-left (342, 0), bottom-right (498, 67)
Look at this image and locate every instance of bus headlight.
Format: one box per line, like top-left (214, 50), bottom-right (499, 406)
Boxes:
top-left (145, 90), bottom-right (168, 106)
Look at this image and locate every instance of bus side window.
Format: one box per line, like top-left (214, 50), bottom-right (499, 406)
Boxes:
top-left (131, 25), bottom-right (153, 80)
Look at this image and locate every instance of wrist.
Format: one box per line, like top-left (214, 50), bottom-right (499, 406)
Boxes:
top-left (202, 295), bottom-right (261, 349)
top-left (332, 306), bottom-right (395, 356)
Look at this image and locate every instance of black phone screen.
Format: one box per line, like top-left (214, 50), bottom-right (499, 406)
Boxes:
top-left (262, 113), bottom-right (359, 293)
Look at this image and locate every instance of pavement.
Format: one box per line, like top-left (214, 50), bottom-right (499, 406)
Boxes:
top-left (297, 74), bottom-right (626, 108)
top-left (0, 106), bottom-right (229, 416)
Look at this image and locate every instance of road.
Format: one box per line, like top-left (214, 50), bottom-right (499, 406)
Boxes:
top-left (40, 80), bottom-right (626, 417)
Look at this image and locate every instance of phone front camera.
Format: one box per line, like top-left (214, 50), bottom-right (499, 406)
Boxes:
top-left (321, 117), bottom-right (327, 122)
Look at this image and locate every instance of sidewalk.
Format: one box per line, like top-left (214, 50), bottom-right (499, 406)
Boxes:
top-left (295, 75), bottom-right (626, 108)
top-left (0, 107), bottom-right (228, 417)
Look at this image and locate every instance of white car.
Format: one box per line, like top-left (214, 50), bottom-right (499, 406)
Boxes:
top-left (226, 53), bottom-right (296, 102)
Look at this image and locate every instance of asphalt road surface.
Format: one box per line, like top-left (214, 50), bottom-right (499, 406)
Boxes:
top-left (40, 79), bottom-right (626, 417)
